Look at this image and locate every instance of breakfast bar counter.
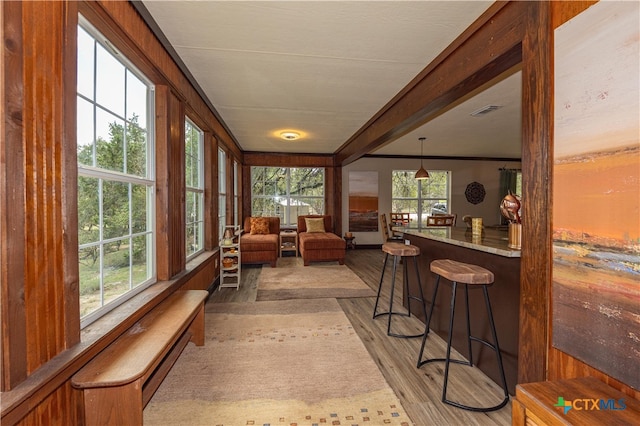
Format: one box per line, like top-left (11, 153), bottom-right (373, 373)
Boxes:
top-left (399, 227), bottom-right (521, 394)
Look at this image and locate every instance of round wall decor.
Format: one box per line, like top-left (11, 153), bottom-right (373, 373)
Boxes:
top-left (465, 181), bottom-right (486, 204)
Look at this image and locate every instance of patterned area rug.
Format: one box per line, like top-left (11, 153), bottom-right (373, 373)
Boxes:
top-left (256, 257), bottom-right (376, 301)
top-left (144, 299), bottom-right (412, 426)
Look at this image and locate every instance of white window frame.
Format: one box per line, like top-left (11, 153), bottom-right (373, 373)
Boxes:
top-left (250, 167), bottom-right (325, 226)
top-left (77, 16), bottom-right (156, 328)
top-left (391, 170), bottom-right (451, 229)
top-left (185, 118), bottom-right (204, 260)
top-left (218, 148), bottom-right (227, 238)
top-left (233, 160), bottom-right (239, 228)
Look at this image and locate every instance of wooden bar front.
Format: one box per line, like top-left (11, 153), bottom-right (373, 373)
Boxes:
top-left (403, 228), bottom-right (521, 394)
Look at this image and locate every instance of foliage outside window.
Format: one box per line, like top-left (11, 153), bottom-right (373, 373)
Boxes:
top-left (391, 170), bottom-right (450, 228)
top-left (233, 160), bottom-right (239, 227)
top-left (76, 20), bottom-right (155, 325)
top-left (251, 167), bottom-right (324, 226)
top-left (185, 119), bottom-right (204, 259)
top-left (218, 148), bottom-right (226, 238)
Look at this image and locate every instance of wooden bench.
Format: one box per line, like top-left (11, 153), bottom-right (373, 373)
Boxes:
top-left (512, 376), bottom-right (640, 425)
top-left (72, 290), bottom-right (208, 425)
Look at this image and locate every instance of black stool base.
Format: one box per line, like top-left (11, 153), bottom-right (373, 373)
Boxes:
top-left (373, 311), bottom-right (425, 339)
top-left (372, 251), bottom-right (428, 339)
top-left (417, 358), bottom-right (510, 412)
top-left (416, 275), bottom-right (510, 413)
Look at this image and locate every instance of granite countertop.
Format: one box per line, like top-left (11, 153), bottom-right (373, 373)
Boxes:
top-left (398, 227), bottom-right (522, 258)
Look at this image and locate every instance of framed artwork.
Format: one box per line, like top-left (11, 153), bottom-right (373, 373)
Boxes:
top-left (552, 1), bottom-right (639, 388)
top-left (348, 171), bottom-right (378, 232)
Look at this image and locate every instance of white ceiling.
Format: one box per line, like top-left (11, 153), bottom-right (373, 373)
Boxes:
top-left (140, 1), bottom-right (521, 159)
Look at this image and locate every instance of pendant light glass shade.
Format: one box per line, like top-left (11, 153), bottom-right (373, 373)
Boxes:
top-left (415, 137), bottom-right (429, 180)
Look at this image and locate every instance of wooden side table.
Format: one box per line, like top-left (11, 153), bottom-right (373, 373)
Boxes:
top-left (344, 235), bottom-right (356, 250)
top-left (280, 230), bottom-right (298, 257)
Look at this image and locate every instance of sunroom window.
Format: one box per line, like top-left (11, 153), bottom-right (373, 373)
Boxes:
top-left (76, 18), bottom-right (155, 326)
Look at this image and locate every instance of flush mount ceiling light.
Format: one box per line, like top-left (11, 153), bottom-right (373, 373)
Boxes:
top-left (280, 131), bottom-right (301, 141)
top-left (415, 137), bottom-right (429, 180)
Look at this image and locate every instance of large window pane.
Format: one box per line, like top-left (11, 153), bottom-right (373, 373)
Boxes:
top-left (251, 167), bottom-right (325, 226)
top-left (290, 167), bottom-right (324, 196)
top-left (95, 43), bottom-right (125, 117)
top-left (420, 173), bottom-right (448, 198)
top-left (78, 176), bottom-right (99, 244)
top-left (131, 234), bottom-right (150, 287)
top-left (102, 181), bottom-right (130, 240)
top-left (95, 108), bottom-right (125, 173)
top-left (77, 18), bottom-right (155, 326)
top-left (77, 27), bottom-right (94, 100)
top-left (392, 170), bottom-right (450, 229)
top-left (102, 240), bottom-right (131, 305)
top-left (78, 245), bottom-right (101, 317)
top-left (185, 120), bottom-right (203, 259)
top-left (131, 183), bottom-right (149, 234)
top-left (77, 97), bottom-right (95, 166)
top-left (126, 70), bottom-right (148, 129)
top-left (218, 148), bottom-right (226, 237)
top-left (126, 121), bottom-right (147, 177)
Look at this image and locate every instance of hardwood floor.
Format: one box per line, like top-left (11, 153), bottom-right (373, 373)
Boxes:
top-left (210, 249), bottom-right (512, 425)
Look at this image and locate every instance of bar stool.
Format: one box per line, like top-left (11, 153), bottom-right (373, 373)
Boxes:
top-left (416, 259), bottom-right (509, 412)
top-left (372, 242), bottom-right (427, 338)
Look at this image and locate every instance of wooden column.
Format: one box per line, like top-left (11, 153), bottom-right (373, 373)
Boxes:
top-left (156, 86), bottom-right (186, 280)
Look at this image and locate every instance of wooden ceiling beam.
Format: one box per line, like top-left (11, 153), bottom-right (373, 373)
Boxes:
top-left (334, 1), bottom-right (527, 165)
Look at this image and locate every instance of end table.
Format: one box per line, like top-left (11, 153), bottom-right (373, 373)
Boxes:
top-left (344, 235), bottom-right (356, 250)
top-left (280, 230), bottom-right (298, 257)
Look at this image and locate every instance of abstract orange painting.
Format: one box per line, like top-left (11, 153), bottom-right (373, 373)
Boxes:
top-left (552, 2), bottom-right (640, 389)
top-left (348, 171), bottom-right (379, 232)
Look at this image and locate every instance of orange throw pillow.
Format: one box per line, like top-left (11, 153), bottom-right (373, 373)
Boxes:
top-left (250, 217), bottom-right (270, 235)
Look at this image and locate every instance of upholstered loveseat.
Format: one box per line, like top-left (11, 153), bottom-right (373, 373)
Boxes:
top-left (297, 215), bottom-right (346, 266)
top-left (240, 216), bottom-right (280, 267)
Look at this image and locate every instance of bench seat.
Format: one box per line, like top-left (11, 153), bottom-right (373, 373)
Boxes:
top-left (72, 290), bottom-right (208, 425)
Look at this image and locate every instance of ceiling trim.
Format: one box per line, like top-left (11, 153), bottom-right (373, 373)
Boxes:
top-left (363, 154), bottom-right (522, 163)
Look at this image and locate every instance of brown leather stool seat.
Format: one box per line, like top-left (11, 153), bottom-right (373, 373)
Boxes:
top-left (416, 259), bottom-right (509, 412)
top-left (372, 242), bottom-right (427, 339)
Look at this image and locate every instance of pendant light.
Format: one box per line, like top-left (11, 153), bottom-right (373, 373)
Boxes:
top-left (415, 137), bottom-right (429, 180)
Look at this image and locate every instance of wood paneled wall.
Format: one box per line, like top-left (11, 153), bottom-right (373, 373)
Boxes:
top-left (1, 0), bottom-right (80, 389)
top-left (156, 86), bottom-right (186, 280)
top-left (0, 1), bottom-right (227, 423)
top-left (204, 133), bottom-right (219, 251)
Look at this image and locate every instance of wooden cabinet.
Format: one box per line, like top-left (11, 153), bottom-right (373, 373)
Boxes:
top-left (512, 377), bottom-right (640, 425)
top-left (220, 226), bottom-right (241, 290)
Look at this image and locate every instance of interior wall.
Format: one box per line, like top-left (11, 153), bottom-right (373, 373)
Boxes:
top-left (342, 157), bottom-right (521, 245)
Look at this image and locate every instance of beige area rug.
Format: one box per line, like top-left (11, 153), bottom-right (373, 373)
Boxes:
top-left (144, 299), bottom-right (412, 426)
top-left (256, 257), bottom-right (376, 301)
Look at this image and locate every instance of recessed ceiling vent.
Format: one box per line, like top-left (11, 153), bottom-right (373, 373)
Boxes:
top-left (470, 105), bottom-right (503, 117)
